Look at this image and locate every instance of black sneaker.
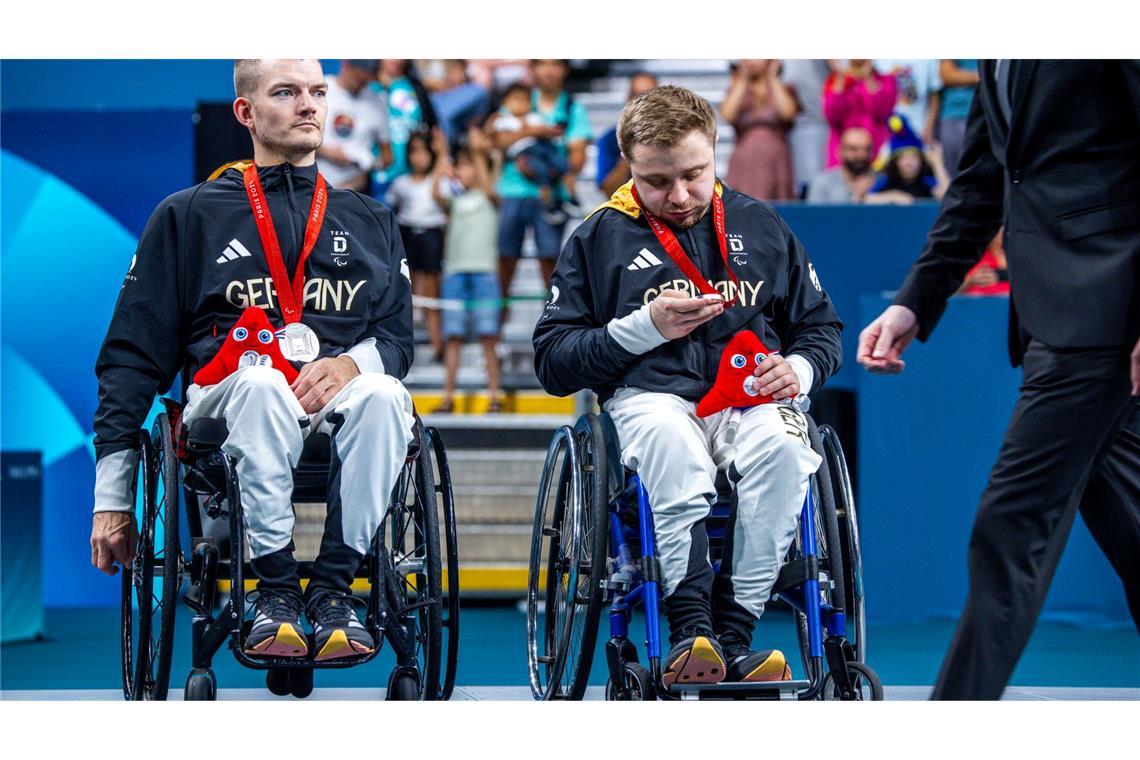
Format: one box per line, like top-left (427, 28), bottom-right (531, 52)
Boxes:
top-left (722, 640), bottom-right (792, 682)
top-left (306, 590), bottom-right (375, 661)
top-left (244, 590), bottom-right (308, 658)
top-left (662, 627), bottom-right (726, 689)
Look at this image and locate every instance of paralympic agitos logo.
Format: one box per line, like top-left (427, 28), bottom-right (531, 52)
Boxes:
top-left (642, 278), bottom-right (766, 307)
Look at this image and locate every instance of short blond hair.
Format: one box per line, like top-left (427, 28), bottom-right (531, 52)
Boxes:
top-left (233, 59), bottom-right (263, 98)
top-left (617, 85), bottom-right (717, 156)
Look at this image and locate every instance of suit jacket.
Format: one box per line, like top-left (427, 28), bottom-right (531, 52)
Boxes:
top-left (894, 60), bottom-right (1140, 365)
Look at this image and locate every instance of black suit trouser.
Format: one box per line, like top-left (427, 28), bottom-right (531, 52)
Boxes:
top-left (933, 340), bottom-right (1140, 700)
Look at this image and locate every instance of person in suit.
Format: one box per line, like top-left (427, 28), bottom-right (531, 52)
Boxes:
top-left (857, 60), bottom-right (1140, 700)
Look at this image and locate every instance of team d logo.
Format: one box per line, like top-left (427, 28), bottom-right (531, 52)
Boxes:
top-left (330, 231), bottom-right (350, 266)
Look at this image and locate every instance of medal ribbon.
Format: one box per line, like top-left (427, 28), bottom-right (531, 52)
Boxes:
top-left (631, 184), bottom-right (740, 307)
top-left (243, 164), bottom-right (328, 324)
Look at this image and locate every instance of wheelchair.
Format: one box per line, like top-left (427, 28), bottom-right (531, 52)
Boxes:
top-left (120, 396), bottom-right (460, 701)
top-left (526, 410), bottom-right (881, 701)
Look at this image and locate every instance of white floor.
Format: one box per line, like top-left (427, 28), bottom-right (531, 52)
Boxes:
top-left (3, 685), bottom-right (1138, 701)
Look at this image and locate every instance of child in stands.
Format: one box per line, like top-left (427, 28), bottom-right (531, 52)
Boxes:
top-left (432, 127), bottom-right (504, 413)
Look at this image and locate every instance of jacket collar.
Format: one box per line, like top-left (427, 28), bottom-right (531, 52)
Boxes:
top-left (587, 179), bottom-right (725, 221)
top-left (209, 160), bottom-right (319, 189)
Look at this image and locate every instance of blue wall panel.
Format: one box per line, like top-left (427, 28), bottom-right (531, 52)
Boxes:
top-left (858, 294), bottom-right (1131, 626)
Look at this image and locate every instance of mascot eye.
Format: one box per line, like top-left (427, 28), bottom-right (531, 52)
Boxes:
top-left (233, 327), bottom-right (248, 341)
top-left (755, 352), bottom-right (767, 365)
top-left (258, 329), bottom-right (274, 344)
top-left (731, 354), bottom-right (746, 369)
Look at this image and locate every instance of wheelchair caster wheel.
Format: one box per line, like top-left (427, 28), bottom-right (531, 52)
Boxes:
top-left (605, 663), bottom-right (655, 701)
top-left (386, 670), bottom-right (420, 701)
top-left (289, 667), bottom-right (314, 699)
top-left (184, 669), bottom-right (217, 701)
top-left (266, 669), bottom-right (290, 697)
top-left (821, 661), bottom-right (884, 701)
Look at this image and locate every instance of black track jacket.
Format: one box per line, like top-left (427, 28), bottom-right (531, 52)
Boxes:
top-left (93, 161), bottom-right (413, 463)
top-left (533, 182), bottom-right (842, 404)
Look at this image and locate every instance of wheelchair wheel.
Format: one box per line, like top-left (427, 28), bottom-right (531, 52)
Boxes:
top-left (605, 663), bottom-right (656, 701)
top-left (121, 416), bottom-right (181, 700)
top-left (386, 670), bottom-right (420, 701)
top-left (426, 426), bottom-right (460, 701)
top-left (821, 661), bottom-right (884, 701)
top-left (820, 425), bottom-right (866, 664)
top-left (793, 421), bottom-right (847, 684)
top-left (525, 415), bottom-right (608, 700)
top-left (184, 668), bottom-right (217, 701)
top-left (387, 422), bottom-right (444, 700)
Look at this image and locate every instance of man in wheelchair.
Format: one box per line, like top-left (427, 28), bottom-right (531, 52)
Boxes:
top-left (91, 59), bottom-right (416, 663)
top-left (533, 86), bottom-right (842, 688)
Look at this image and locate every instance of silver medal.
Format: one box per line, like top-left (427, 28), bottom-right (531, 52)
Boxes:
top-left (277, 322), bottom-right (320, 363)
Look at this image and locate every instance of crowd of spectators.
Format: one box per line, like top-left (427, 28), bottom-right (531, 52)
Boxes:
top-left (313, 58), bottom-right (986, 408)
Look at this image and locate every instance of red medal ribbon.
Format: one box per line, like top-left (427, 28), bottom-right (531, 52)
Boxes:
top-left (243, 164), bottom-right (328, 324)
top-left (631, 184), bottom-right (740, 307)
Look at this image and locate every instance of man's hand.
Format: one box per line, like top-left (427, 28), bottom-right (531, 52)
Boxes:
top-left (857, 304), bottom-right (919, 374)
top-left (1131, 336), bottom-right (1140, 396)
top-left (91, 512), bottom-right (138, 576)
top-left (753, 354), bottom-right (800, 400)
top-left (291, 355), bottom-right (360, 414)
top-left (649, 290), bottom-right (724, 340)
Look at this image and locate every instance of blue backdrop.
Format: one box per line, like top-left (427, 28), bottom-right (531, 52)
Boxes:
top-left (858, 294), bottom-right (1131, 626)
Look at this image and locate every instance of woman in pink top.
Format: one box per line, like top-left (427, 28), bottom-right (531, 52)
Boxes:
top-left (823, 60), bottom-right (897, 168)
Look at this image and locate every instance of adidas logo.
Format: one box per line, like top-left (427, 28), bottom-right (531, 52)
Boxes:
top-left (627, 248), bottom-right (663, 271)
top-left (216, 238), bottom-right (254, 264)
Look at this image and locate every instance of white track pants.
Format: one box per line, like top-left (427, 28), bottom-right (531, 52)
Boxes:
top-left (182, 366), bottom-right (415, 560)
top-left (604, 387), bottom-right (821, 619)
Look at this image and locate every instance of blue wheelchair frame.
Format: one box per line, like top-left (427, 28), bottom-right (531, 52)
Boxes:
top-left (603, 472), bottom-right (853, 700)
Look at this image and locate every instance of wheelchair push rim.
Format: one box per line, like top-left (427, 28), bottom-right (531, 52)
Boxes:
top-left (385, 420), bottom-right (445, 700)
top-left (121, 416), bottom-right (182, 700)
top-left (426, 426), bottom-right (460, 701)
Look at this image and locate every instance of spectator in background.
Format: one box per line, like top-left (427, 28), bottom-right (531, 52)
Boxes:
top-left (781, 59), bottom-right (835, 199)
top-left (958, 228), bottom-right (1010, 296)
top-left (317, 59), bottom-right (393, 191)
top-left (430, 60), bottom-right (491, 148)
top-left (496, 83), bottom-right (571, 223)
top-left (806, 126), bottom-right (878, 204)
top-left (492, 59), bottom-right (592, 310)
top-left (823, 60), bottom-right (897, 168)
top-left (432, 128), bottom-right (503, 414)
top-left (936, 60), bottom-right (980, 176)
top-left (866, 115), bottom-right (951, 204)
top-left (721, 59), bottom-right (798, 201)
top-left (375, 59), bottom-right (439, 195)
top-left (385, 129), bottom-right (450, 361)
top-left (875, 59), bottom-right (940, 145)
top-left (597, 71), bottom-right (659, 197)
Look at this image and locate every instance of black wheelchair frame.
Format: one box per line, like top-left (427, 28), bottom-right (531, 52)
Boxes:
top-left (526, 410), bottom-right (880, 700)
top-left (121, 400), bottom-right (460, 701)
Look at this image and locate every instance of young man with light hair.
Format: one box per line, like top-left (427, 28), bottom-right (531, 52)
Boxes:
top-left (533, 85), bottom-right (842, 687)
top-left (91, 59), bottom-right (414, 661)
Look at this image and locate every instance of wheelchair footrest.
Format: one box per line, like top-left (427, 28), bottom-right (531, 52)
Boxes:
top-left (671, 679), bottom-right (811, 700)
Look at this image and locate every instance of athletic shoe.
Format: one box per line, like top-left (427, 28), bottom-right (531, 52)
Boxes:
top-left (662, 628), bottom-right (726, 689)
top-left (244, 590), bottom-right (308, 658)
top-left (723, 642), bottom-right (792, 683)
top-left (306, 590), bottom-right (375, 662)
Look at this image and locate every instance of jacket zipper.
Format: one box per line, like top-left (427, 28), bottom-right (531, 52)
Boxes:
top-left (283, 163), bottom-right (300, 277)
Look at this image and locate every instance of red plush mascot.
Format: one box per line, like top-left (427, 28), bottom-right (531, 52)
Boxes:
top-left (695, 331), bottom-right (776, 417)
top-left (193, 307), bottom-right (299, 386)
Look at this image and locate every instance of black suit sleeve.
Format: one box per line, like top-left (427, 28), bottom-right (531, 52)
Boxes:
top-left (892, 81), bottom-right (1005, 341)
top-left (1123, 60), bottom-right (1140, 134)
top-left (532, 230), bottom-right (642, 397)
